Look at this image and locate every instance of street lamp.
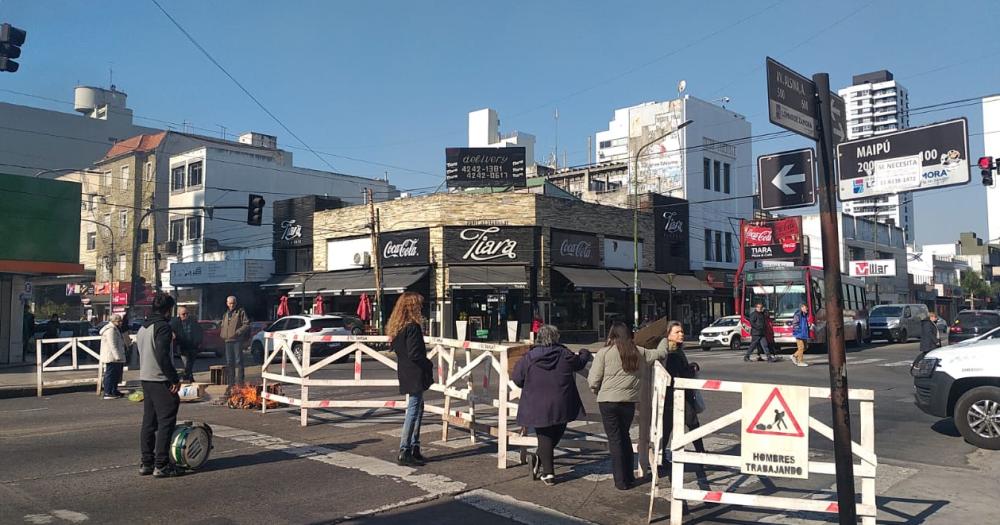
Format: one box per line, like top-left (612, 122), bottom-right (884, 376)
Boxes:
top-left (82, 218), bottom-right (114, 320)
top-left (632, 119), bottom-right (692, 330)
top-left (665, 272), bottom-right (677, 320)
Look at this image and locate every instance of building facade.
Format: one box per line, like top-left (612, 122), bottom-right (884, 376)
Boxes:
top-left (838, 70), bottom-right (915, 242)
top-left (284, 192), bottom-right (711, 343)
top-left (161, 134), bottom-right (398, 320)
top-left (468, 108), bottom-right (537, 173)
top-left (0, 86), bottom-right (159, 179)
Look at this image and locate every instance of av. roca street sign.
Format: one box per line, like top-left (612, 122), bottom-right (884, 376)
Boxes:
top-left (766, 57), bottom-right (846, 143)
top-left (836, 118), bottom-right (969, 201)
top-left (758, 148), bottom-right (816, 211)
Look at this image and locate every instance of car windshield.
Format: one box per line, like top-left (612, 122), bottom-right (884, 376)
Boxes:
top-left (711, 318), bottom-right (739, 327)
top-left (955, 312), bottom-right (1000, 330)
top-left (744, 284), bottom-right (806, 318)
top-left (312, 318), bottom-right (345, 329)
top-left (871, 306), bottom-right (902, 317)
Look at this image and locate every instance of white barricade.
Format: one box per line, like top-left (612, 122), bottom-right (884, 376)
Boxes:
top-left (35, 336), bottom-right (130, 397)
top-left (647, 362), bottom-right (877, 525)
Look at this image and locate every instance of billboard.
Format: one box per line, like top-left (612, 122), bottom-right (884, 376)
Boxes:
top-left (0, 173), bottom-right (83, 273)
top-left (550, 230), bottom-right (600, 267)
top-left (742, 217), bottom-right (803, 262)
top-left (848, 259), bottom-right (896, 277)
top-left (378, 229), bottom-right (430, 267)
top-left (445, 147), bottom-right (527, 188)
top-left (443, 226), bottom-right (535, 265)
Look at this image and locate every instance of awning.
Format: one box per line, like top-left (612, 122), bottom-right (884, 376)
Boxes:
top-left (554, 267), bottom-right (628, 290)
top-left (666, 274), bottom-right (714, 292)
top-left (607, 270), bottom-right (671, 291)
top-left (449, 266), bottom-right (527, 289)
top-left (269, 266), bottom-right (430, 296)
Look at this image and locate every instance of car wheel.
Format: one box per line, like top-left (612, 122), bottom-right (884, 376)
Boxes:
top-left (897, 329), bottom-right (907, 343)
top-left (729, 336), bottom-right (741, 351)
top-left (250, 341), bottom-right (263, 363)
top-left (953, 386), bottom-right (1000, 450)
top-left (700, 344), bottom-right (711, 351)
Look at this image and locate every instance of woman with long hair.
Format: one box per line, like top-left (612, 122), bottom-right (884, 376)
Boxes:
top-left (512, 324), bottom-right (591, 486)
top-left (587, 321), bottom-right (669, 490)
top-left (388, 291), bottom-right (433, 466)
top-left (658, 320), bottom-right (706, 474)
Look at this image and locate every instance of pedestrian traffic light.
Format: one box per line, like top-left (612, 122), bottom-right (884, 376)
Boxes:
top-left (0, 23), bottom-right (26, 73)
top-left (979, 156), bottom-right (995, 187)
top-left (247, 194), bottom-right (265, 226)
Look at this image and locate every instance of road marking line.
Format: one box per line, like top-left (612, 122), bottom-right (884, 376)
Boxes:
top-left (455, 489), bottom-right (598, 525)
top-left (846, 358), bottom-right (885, 366)
top-left (879, 360), bottom-right (913, 367)
top-left (212, 425), bottom-right (466, 497)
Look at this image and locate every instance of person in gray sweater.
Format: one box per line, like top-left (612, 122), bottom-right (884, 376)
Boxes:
top-left (587, 321), bottom-right (668, 490)
top-left (137, 292), bottom-right (181, 478)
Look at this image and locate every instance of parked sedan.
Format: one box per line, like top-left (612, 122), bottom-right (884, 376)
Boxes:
top-left (699, 315), bottom-right (743, 351)
top-left (249, 315), bottom-right (351, 363)
top-left (197, 320), bottom-right (225, 357)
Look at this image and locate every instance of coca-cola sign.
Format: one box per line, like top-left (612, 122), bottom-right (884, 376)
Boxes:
top-left (742, 217), bottom-right (803, 261)
top-left (551, 230), bottom-right (600, 266)
top-left (378, 229), bottom-right (429, 267)
top-left (444, 226), bottom-right (535, 265)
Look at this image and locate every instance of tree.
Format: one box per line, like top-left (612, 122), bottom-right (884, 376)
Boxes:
top-left (960, 271), bottom-right (992, 307)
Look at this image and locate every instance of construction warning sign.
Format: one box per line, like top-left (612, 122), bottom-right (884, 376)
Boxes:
top-left (740, 383), bottom-right (810, 479)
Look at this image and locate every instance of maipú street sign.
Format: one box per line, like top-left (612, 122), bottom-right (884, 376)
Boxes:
top-left (836, 118), bottom-right (969, 201)
top-left (766, 57), bottom-right (846, 143)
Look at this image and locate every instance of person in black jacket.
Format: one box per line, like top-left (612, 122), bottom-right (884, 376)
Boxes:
top-left (658, 321), bottom-right (707, 478)
top-left (169, 307), bottom-right (203, 382)
top-left (512, 324), bottom-right (590, 486)
top-left (137, 292), bottom-right (181, 478)
top-left (919, 311), bottom-right (941, 353)
top-left (389, 292), bottom-right (433, 467)
top-left (743, 302), bottom-right (775, 362)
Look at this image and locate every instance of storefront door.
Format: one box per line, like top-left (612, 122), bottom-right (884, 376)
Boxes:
top-left (594, 302), bottom-right (606, 340)
top-left (454, 289), bottom-right (524, 341)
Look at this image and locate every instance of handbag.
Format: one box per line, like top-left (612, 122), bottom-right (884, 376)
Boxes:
top-left (689, 365), bottom-right (707, 414)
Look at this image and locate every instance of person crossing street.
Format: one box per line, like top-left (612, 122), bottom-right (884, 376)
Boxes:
top-left (744, 303), bottom-right (775, 363)
top-left (791, 303), bottom-right (812, 367)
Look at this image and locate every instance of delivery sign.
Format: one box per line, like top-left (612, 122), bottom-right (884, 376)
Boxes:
top-left (742, 217), bottom-right (803, 262)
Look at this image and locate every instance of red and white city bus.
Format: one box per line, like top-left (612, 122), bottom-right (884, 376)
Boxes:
top-left (738, 265), bottom-right (869, 350)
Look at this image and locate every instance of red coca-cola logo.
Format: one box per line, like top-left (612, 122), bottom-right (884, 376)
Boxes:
top-left (744, 225), bottom-right (773, 246)
top-left (774, 218), bottom-right (800, 253)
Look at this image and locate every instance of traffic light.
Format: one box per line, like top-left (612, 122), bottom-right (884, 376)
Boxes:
top-left (979, 156), bottom-right (995, 187)
top-left (0, 23), bottom-right (26, 73)
top-left (247, 194), bottom-right (265, 226)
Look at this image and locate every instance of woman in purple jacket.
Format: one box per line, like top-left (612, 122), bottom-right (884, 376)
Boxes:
top-left (512, 324), bottom-right (591, 485)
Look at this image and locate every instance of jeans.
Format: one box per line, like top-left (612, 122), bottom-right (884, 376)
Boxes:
top-left (140, 380), bottom-right (180, 469)
top-left (661, 396), bottom-right (706, 461)
top-left (102, 362), bottom-right (124, 395)
top-left (180, 348), bottom-right (197, 381)
top-left (599, 402), bottom-right (636, 488)
top-left (744, 334), bottom-right (773, 359)
top-left (534, 423), bottom-right (568, 477)
top-left (224, 341), bottom-right (244, 385)
top-left (399, 391), bottom-right (424, 451)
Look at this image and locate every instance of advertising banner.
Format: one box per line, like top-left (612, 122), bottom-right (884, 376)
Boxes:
top-left (742, 217), bottom-right (803, 262)
top-left (378, 229), bottom-right (430, 267)
top-left (550, 230), bottom-right (600, 266)
top-left (445, 147), bottom-right (527, 188)
top-left (848, 259), bottom-right (896, 277)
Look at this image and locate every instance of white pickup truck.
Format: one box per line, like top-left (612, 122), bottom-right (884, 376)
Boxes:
top-left (911, 326), bottom-right (1000, 450)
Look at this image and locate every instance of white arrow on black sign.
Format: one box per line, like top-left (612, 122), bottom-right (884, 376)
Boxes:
top-left (771, 164), bottom-right (806, 195)
top-left (757, 147), bottom-right (816, 211)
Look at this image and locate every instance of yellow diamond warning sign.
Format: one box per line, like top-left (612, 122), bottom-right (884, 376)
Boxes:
top-left (741, 384), bottom-right (810, 479)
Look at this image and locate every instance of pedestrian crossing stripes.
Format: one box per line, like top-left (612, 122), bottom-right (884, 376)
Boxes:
top-left (692, 352), bottom-right (915, 369)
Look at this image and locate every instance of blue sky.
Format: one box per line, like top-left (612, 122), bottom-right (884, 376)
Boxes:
top-left (2, 0), bottom-right (998, 244)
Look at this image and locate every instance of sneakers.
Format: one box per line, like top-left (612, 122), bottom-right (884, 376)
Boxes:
top-left (139, 464), bottom-right (153, 476)
top-left (795, 360), bottom-right (809, 367)
top-left (397, 449), bottom-right (424, 467)
top-left (743, 355), bottom-right (751, 362)
top-left (102, 393), bottom-right (123, 400)
top-left (411, 446), bottom-right (426, 463)
top-left (540, 474), bottom-right (555, 486)
top-left (152, 465), bottom-right (182, 478)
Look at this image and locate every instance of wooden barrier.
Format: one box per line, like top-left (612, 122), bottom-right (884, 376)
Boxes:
top-left (647, 365), bottom-right (878, 525)
top-left (35, 336), bottom-right (130, 397)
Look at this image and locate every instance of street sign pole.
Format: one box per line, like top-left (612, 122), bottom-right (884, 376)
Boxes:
top-left (812, 72), bottom-right (858, 524)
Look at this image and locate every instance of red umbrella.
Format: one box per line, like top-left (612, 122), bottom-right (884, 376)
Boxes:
top-left (313, 295), bottom-right (325, 315)
top-left (356, 293), bottom-right (371, 321)
top-left (277, 296), bottom-right (290, 317)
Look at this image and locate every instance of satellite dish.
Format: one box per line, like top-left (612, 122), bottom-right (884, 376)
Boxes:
top-left (677, 80), bottom-right (687, 95)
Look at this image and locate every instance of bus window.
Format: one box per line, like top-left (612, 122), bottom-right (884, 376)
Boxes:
top-left (811, 278), bottom-right (824, 308)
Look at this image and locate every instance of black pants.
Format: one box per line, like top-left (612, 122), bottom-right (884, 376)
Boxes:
top-left (140, 381), bottom-right (180, 468)
top-left (744, 334), bottom-right (773, 359)
top-left (599, 402), bottom-right (636, 488)
top-left (534, 423), bottom-right (567, 476)
top-left (661, 397), bottom-right (706, 462)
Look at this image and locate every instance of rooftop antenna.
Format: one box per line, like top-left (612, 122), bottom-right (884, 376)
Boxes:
top-left (108, 63), bottom-right (114, 91)
top-left (554, 107), bottom-right (559, 170)
top-left (677, 80), bottom-right (687, 98)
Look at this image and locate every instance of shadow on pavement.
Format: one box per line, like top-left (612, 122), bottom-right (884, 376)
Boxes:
top-left (930, 419), bottom-right (961, 437)
top-left (205, 438), bottom-right (381, 473)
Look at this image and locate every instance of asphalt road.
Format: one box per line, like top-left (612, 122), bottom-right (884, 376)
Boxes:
top-left (0, 339), bottom-right (993, 525)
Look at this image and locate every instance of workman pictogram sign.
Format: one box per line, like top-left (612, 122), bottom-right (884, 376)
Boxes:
top-left (741, 384), bottom-right (810, 479)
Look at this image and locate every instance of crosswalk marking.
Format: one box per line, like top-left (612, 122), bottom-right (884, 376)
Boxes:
top-left (880, 360), bottom-right (914, 367)
top-left (847, 358), bottom-right (887, 366)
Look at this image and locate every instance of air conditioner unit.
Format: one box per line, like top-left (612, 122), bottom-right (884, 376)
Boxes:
top-left (162, 241), bottom-right (179, 255)
top-left (203, 238), bottom-right (221, 252)
top-left (353, 252), bottom-right (371, 267)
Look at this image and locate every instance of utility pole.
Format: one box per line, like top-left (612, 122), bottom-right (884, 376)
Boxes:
top-left (367, 188), bottom-right (384, 332)
top-left (812, 72), bottom-right (858, 524)
top-left (872, 202), bottom-right (880, 305)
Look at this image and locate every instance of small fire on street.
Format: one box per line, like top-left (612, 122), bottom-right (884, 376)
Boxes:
top-left (226, 384), bottom-right (282, 410)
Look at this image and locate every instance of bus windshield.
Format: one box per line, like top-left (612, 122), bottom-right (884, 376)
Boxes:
top-left (744, 284), bottom-right (806, 318)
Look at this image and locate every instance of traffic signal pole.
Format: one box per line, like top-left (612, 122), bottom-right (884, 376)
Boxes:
top-left (812, 72), bottom-right (859, 524)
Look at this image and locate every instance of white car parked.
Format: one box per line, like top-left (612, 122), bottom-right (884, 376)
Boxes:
top-left (698, 315), bottom-right (743, 351)
top-left (249, 315), bottom-right (351, 363)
